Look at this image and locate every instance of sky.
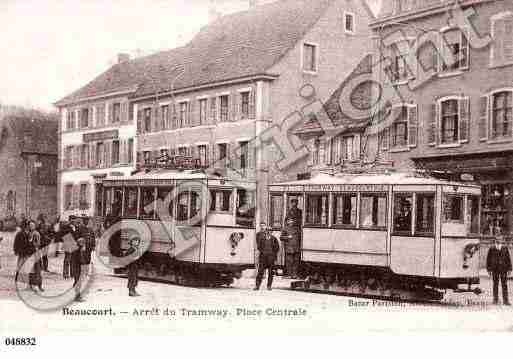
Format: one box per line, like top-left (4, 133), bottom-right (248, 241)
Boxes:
top-left (0, 0), bottom-right (380, 111)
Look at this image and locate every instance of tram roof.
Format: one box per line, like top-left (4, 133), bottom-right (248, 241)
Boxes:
top-left (270, 172), bottom-right (480, 188)
top-left (102, 169), bottom-right (256, 187)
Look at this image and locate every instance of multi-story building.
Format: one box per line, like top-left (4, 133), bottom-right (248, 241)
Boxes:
top-left (364, 0), bottom-right (513, 238)
top-left (0, 113), bottom-right (58, 221)
top-left (54, 55), bottom-right (138, 218)
top-left (55, 0), bottom-right (376, 224)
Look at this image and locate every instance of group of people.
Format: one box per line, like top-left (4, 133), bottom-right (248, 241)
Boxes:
top-left (254, 199), bottom-right (302, 291)
top-left (12, 214), bottom-right (96, 302)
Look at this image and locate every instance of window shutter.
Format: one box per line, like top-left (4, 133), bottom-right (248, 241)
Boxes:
top-left (504, 19), bottom-right (513, 61)
top-left (136, 151), bottom-right (142, 165)
top-left (107, 102), bottom-right (112, 124)
top-left (234, 92), bottom-right (240, 121)
top-left (121, 101), bottom-right (128, 123)
top-left (171, 103), bottom-right (177, 129)
top-left (353, 136), bottom-right (361, 160)
top-left (459, 97), bottom-right (470, 143)
top-left (247, 142), bottom-right (255, 169)
top-left (407, 104), bottom-right (418, 147)
top-left (319, 140), bottom-right (326, 165)
top-left (494, 19), bottom-right (506, 64)
top-left (432, 45), bottom-right (439, 73)
top-left (479, 95), bottom-right (489, 141)
top-left (249, 89), bottom-right (255, 119)
top-left (381, 129), bottom-right (389, 151)
top-left (88, 106), bottom-right (94, 127)
top-left (461, 30), bottom-right (470, 69)
top-left (305, 139), bottom-right (314, 166)
top-left (85, 183), bottom-right (91, 208)
top-left (152, 104), bottom-right (159, 132)
top-left (119, 140), bottom-right (126, 164)
top-left (190, 100), bottom-right (196, 127)
top-left (128, 103), bottom-right (134, 123)
top-left (137, 109), bottom-right (143, 133)
top-left (72, 185), bottom-right (80, 210)
top-left (89, 142), bottom-right (96, 168)
top-left (74, 146), bottom-right (80, 168)
top-left (428, 103), bottom-right (438, 146)
top-left (325, 139), bottom-right (332, 165)
top-left (104, 141), bottom-right (111, 168)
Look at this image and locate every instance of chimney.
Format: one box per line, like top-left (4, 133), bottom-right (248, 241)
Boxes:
top-left (209, 0), bottom-right (221, 22)
top-left (117, 53), bottom-right (130, 64)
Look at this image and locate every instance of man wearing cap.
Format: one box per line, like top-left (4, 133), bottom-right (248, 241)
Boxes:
top-left (254, 222), bottom-right (280, 291)
top-left (282, 199), bottom-right (302, 278)
top-left (487, 237), bottom-right (512, 305)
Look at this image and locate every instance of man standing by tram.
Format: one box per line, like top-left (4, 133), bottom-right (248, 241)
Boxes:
top-left (254, 222), bottom-right (280, 291)
top-left (282, 198), bottom-right (302, 278)
top-left (487, 236), bottom-right (512, 305)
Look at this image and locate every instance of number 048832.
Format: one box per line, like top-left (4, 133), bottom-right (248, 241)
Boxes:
top-left (4, 337), bottom-right (37, 346)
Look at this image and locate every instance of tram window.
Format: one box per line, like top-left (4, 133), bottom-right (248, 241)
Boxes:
top-left (236, 189), bottom-right (256, 227)
top-left (332, 193), bottom-right (357, 227)
top-left (415, 193), bottom-right (435, 235)
top-left (467, 195), bottom-right (480, 235)
top-left (123, 187), bottom-right (138, 218)
top-left (443, 194), bottom-right (464, 223)
top-left (305, 194), bottom-right (329, 227)
top-left (177, 191), bottom-right (200, 222)
top-left (140, 187), bottom-right (156, 219)
top-left (270, 194), bottom-right (284, 229)
top-left (393, 194), bottom-right (413, 234)
top-left (210, 190), bottom-right (232, 213)
top-left (360, 193), bottom-right (387, 229)
top-left (156, 187), bottom-right (174, 220)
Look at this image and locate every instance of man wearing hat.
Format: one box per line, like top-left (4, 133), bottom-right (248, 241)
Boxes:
top-left (254, 222), bottom-right (280, 291)
top-left (486, 236), bottom-right (512, 305)
top-left (282, 198), bottom-right (302, 278)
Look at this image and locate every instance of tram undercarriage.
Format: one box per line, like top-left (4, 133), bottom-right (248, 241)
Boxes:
top-left (291, 262), bottom-right (481, 302)
top-left (114, 252), bottom-right (252, 288)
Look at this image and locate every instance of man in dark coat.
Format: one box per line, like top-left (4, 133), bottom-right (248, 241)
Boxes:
top-left (282, 199), bottom-right (302, 278)
top-left (254, 222), bottom-right (280, 291)
top-left (13, 225), bottom-right (31, 276)
top-left (37, 214), bottom-right (51, 272)
top-left (487, 237), bottom-right (512, 305)
top-left (124, 237), bottom-right (142, 297)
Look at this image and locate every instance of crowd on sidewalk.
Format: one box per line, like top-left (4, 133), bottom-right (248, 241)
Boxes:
top-left (4, 214), bottom-right (96, 302)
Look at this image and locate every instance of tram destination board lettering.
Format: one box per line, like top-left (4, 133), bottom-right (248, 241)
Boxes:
top-left (83, 130), bottom-right (119, 142)
top-left (303, 184), bottom-right (388, 192)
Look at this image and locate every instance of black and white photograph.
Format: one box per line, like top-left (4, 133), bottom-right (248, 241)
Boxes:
top-left (1, 0), bottom-right (513, 350)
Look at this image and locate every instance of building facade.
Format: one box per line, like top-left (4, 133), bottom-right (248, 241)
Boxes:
top-left (0, 114), bottom-right (58, 221)
top-left (365, 0), bottom-right (513, 238)
top-left (56, 0), bottom-right (376, 225)
top-left (55, 77), bottom-right (138, 219)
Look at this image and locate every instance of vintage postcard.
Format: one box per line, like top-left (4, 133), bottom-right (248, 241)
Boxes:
top-left (1, 0), bottom-right (513, 349)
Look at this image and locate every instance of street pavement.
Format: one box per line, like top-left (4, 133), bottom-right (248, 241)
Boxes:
top-left (1, 231), bottom-right (513, 334)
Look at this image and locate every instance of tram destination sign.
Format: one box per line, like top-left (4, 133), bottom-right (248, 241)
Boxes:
top-left (83, 130), bottom-right (119, 142)
top-left (272, 184), bottom-right (388, 192)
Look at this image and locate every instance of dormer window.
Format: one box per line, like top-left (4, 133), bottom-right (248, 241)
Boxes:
top-left (302, 43), bottom-right (318, 73)
top-left (344, 12), bottom-right (355, 34)
top-left (440, 28), bottom-right (469, 73)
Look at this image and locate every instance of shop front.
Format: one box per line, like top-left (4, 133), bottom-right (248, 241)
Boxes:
top-left (413, 151), bottom-right (513, 267)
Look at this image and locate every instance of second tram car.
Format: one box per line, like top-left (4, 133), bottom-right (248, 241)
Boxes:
top-left (269, 172), bottom-right (482, 301)
top-left (98, 166), bottom-right (256, 287)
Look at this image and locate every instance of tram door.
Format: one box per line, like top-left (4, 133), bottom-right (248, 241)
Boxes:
top-left (282, 193), bottom-right (304, 270)
top-left (390, 191), bottom-right (437, 277)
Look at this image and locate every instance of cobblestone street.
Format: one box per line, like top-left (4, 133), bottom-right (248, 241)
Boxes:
top-left (1, 231), bottom-right (513, 334)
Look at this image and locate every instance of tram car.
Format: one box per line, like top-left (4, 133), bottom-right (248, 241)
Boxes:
top-left (269, 172), bottom-right (482, 301)
top-left (97, 162), bottom-right (256, 287)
